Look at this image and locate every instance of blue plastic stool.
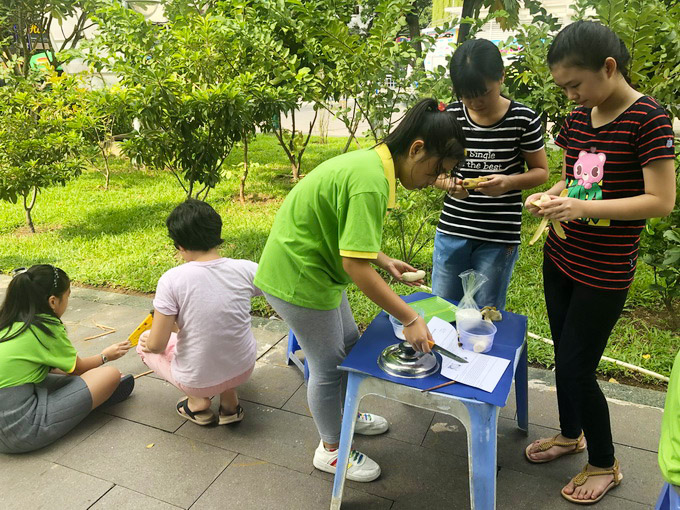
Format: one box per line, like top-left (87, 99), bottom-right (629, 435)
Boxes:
top-left (286, 329), bottom-right (309, 381)
top-left (656, 482), bottom-right (680, 510)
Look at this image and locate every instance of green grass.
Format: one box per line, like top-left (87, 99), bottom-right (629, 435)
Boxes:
top-left (1, 135), bottom-right (677, 384)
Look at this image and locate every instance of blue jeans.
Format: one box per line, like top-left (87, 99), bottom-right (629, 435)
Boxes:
top-left (431, 231), bottom-right (519, 310)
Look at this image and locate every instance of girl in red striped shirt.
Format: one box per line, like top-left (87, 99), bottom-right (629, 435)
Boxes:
top-left (523, 21), bottom-right (676, 505)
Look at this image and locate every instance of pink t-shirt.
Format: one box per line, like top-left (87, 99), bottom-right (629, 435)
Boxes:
top-left (153, 258), bottom-right (262, 388)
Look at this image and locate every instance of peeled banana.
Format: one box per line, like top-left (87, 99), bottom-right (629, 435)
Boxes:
top-left (401, 270), bottom-right (426, 282)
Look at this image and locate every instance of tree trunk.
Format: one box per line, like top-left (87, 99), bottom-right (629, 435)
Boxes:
top-left (457, 0), bottom-right (480, 43)
top-left (23, 187), bottom-right (37, 234)
top-left (405, 12), bottom-right (423, 66)
top-left (239, 135), bottom-right (249, 204)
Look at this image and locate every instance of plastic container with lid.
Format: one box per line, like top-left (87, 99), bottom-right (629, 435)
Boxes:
top-left (458, 319), bottom-right (497, 353)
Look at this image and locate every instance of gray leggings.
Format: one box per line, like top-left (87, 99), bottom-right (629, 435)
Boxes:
top-left (264, 292), bottom-right (359, 444)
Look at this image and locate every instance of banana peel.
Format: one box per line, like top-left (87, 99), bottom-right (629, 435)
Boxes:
top-left (481, 306), bottom-right (502, 322)
top-left (461, 176), bottom-right (490, 189)
top-left (529, 191), bottom-right (568, 245)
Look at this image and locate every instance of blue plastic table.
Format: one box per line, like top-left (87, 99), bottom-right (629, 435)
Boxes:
top-left (330, 292), bottom-right (528, 510)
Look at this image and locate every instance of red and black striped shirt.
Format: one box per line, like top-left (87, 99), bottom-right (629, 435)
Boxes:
top-left (547, 96), bottom-right (675, 290)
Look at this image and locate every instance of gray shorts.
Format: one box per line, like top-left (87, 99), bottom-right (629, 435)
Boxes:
top-left (0, 374), bottom-right (92, 454)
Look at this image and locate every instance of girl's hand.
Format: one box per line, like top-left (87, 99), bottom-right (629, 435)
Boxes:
top-left (138, 330), bottom-right (151, 353)
top-left (402, 316), bottom-right (433, 353)
top-left (476, 174), bottom-right (511, 197)
top-left (385, 258), bottom-right (422, 287)
top-left (102, 340), bottom-right (131, 361)
top-left (540, 197), bottom-right (586, 222)
top-left (448, 178), bottom-right (469, 199)
top-left (524, 192), bottom-right (549, 217)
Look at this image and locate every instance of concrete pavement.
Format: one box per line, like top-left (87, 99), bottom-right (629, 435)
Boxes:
top-left (0, 275), bottom-right (667, 509)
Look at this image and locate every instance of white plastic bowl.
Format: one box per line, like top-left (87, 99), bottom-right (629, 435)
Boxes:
top-left (458, 319), bottom-right (497, 353)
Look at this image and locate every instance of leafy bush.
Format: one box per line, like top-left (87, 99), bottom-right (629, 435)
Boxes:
top-left (0, 69), bottom-right (87, 232)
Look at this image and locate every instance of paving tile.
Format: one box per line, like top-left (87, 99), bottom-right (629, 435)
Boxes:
top-left (103, 376), bottom-right (186, 432)
top-left (0, 456), bottom-right (112, 510)
top-left (282, 387), bottom-right (435, 446)
top-left (253, 325), bottom-right (287, 359)
top-left (494, 465), bottom-right (653, 510)
top-left (237, 361), bottom-right (304, 409)
top-left (175, 400), bottom-right (319, 474)
top-left (24, 411), bottom-right (114, 463)
top-left (251, 316), bottom-right (290, 336)
top-left (422, 413), bottom-right (663, 507)
top-left (359, 394), bottom-right (435, 446)
top-left (58, 417), bottom-right (234, 508)
top-left (109, 349), bottom-right (153, 377)
top-left (90, 485), bottom-right (182, 509)
top-left (313, 434), bottom-right (471, 502)
top-left (501, 379), bottom-right (663, 452)
top-left (258, 337), bottom-right (291, 367)
top-left (282, 384), bottom-right (312, 416)
top-left (192, 454), bottom-right (392, 510)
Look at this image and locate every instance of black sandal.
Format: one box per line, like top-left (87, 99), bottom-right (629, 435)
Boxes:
top-left (100, 374), bottom-right (135, 408)
top-left (176, 398), bottom-right (216, 425)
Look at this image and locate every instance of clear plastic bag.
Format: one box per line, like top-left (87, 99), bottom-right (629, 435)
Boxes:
top-left (456, 269), bottom-right (488, 324)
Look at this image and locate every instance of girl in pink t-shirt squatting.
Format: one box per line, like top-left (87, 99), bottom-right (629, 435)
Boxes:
top-left (137, 199), bottom-right (262, 426)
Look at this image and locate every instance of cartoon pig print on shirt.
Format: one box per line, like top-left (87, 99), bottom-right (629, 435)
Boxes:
top-left (574, 151), bottom-right (606, 189)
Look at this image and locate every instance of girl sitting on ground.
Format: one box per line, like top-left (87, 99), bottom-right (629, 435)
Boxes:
top-left (137, 199), bottom-right (261, 426)
top-left (0, 264), bottom-right (133, 453)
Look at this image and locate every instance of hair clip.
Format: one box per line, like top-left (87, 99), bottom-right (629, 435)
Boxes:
top-left (10, 267), bottom-right (28, 277)
top-left (437, 102), bottom-right (447, 111)
top-left (51, 265), bottom-right (59, 291)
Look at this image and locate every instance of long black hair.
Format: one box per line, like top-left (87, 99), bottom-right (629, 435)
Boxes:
top-left (383, 98), bottom-right (466, 175)
top-left (547, 20), bottom-right (632, 84)
top-left (0, 265), bottom-right (70, 342)
top-left (450, 38), bottom-right (505, 99)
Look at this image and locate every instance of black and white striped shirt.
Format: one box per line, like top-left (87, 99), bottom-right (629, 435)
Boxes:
top-left (437, 101), bottom-right (545, 244)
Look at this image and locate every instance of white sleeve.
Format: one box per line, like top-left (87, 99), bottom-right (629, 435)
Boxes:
top-left (244, 260), bottom-right (263, 297)
top-left (152, 273), bottom-right (179, 316)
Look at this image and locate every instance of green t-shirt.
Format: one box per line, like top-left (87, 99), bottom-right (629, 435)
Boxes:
top-left (660, 349), bottom-right (680, 485)
top-left (255, 145), bottom-right (396, 310)
top-left (0, 315), bottom-right (78, 388)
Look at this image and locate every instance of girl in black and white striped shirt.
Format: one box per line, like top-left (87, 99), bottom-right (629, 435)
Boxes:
top-left (432, 38), bottom-right (548, 310)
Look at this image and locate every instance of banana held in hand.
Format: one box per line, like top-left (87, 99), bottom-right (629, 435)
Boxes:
top-left (401, 270), bottom-right (426, 282)
top-left (529, 193), bottom-right (567, 245)
top-left (461, 176), bottom-right (490, 189)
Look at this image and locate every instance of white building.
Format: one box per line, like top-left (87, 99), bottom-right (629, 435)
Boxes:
top-left (49, 1), bottom-right (165, 87)
top-left (424, 0), bottom-right (578, 72)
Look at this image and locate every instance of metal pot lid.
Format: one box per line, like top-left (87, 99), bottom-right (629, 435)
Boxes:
top-left (378, 342), bottom-right (440, 379)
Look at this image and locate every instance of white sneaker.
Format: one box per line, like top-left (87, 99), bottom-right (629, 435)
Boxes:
top-left (312, 441), bottom-right (381, 482)
top-left (354, 412), bottom-right (389, 435)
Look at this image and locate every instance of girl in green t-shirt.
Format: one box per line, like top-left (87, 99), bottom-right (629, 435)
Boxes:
top-left (256, 98), bottom-right (466, 482)
top-left (0, 265), bottom-right (133, 453)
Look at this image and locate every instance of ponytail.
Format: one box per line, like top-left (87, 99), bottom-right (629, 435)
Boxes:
top-left (548, 21), bottom-right (632, 85)
top-left (382, 98), bottom-right (466, 175)
top-left (0, 265), bottom-right (70, 342)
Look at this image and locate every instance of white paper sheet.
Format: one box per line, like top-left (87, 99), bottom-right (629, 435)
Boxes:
top-left (428, 317), bottom-right (510, 393)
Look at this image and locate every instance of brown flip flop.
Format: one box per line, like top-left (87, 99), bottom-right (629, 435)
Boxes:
top-left (176, 398), bottom-right (215, 425)
top-left (525, 432), bottom-right (586, 464)
top-left (561, 459), bottom-right (623, 504)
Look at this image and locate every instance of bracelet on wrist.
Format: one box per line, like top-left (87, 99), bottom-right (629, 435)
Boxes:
top-left (403, 315), bottom-right (420, 328)
top-left (100, 353), bottom-right (108, 364)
